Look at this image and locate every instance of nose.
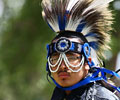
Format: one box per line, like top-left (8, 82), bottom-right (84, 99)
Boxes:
top-left (60, 60), bottom-right (68, 70)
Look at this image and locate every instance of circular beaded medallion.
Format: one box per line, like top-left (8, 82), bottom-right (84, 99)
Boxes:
top-left (55, 38), bottom-right (71, 53)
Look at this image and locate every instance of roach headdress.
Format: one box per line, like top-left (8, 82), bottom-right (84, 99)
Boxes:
top-left (41, 0), bottom-right (120, 92)
top-left (41, 0), bottom-right (113, 58)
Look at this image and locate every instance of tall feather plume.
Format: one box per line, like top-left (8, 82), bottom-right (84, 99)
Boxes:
top-left (41, 0), bottom-right (114, 58)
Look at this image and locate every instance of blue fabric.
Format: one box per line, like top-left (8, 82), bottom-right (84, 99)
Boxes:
top-left (82, 43), bottom-right (95, 67)
top-left (89, 42), bottom-right (99, 50)
top-left (46, 44), bottom-right (49, 59)
top-left (85, 32), bottom-right (99, 50)
top-left (50, 67), bottom-right (120, 92)
top-left (97, 67), bottom-right (120, 79)
top-left (83, 43), bottom-right (91, 58)
top-left (47, 22), bottom-right (55, 32)
top-left (85, 32), bottom-right (98, 37)
top-left (50, 74), bottom-right (104, 91)
top-left (58, 14), bottom-right (67, 31)
top-left (46, 62), bottom-right (49, 72)
top-left (70, 43), bottom-right (75, 51)
top-left (76, 20), bottom-right (86, 32)
top-left (46, 44), bottom-right (50, 72)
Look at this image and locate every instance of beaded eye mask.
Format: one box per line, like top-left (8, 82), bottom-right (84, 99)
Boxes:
top-left (47, 37), bottom-right (87, 72)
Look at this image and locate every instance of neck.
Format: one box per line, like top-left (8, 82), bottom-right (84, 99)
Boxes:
top-left (65, 90), bottom-right (72, 95)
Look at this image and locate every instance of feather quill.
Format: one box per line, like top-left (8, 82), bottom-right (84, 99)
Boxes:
top-left (41, 0), bottom-right (114, 58)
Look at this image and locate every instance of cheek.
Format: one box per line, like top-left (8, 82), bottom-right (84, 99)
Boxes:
top-left (51, 66), bottom-right (57, 71)
top-left (51, 72), bottom-right (57, 78)
top-left (51, 72), bottom-right (59, 82)
top-left (72, 71), bottom-right (84, 81)
top-left (71, 66), bottom-right (87, 83)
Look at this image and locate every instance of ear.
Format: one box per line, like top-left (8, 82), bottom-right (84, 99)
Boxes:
top-left (84, 63), bottom-right (90, 70)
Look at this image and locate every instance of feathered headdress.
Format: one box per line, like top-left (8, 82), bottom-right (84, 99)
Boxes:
top-left (41, 0), bottom-right (113, 58)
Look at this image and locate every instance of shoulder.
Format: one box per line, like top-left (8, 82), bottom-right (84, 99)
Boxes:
top-left (92, 83), bottom-right (120, 100)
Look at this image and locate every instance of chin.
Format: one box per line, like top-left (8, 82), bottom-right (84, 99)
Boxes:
top-left (58, 80), bottom-right (73, 87)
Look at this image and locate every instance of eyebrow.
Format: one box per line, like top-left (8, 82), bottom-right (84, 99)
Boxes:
top-left (51, 52), bottom-right (59, 56)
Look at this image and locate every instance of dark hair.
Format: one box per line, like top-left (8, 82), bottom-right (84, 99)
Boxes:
top-left (52, 31), bottom-right (88, 43)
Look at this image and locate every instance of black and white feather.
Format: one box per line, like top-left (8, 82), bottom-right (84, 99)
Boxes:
top-left (41, 0), bottom-right (113, 58)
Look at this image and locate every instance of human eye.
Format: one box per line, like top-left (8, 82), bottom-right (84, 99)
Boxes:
top-left (51, 57), bottom-right (58, 61)
top-left (50, 57), bottom-right (58, 64)
top-left (68, 56), bottom-right (77, 61)
top-left (67, 56), bottom-right (81, 62)
top-left (50, 53), bottom-right (59, 64)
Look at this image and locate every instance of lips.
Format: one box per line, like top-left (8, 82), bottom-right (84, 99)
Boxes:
top-left (58, 72), bottom-right (70, 79)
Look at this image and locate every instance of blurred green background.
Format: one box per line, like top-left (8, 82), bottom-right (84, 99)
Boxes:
top-left (0, 0), bottom-right (120, 100)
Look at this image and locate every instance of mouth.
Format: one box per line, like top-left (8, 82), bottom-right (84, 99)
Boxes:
top-left (58, 71), bottom-right (70, 79)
